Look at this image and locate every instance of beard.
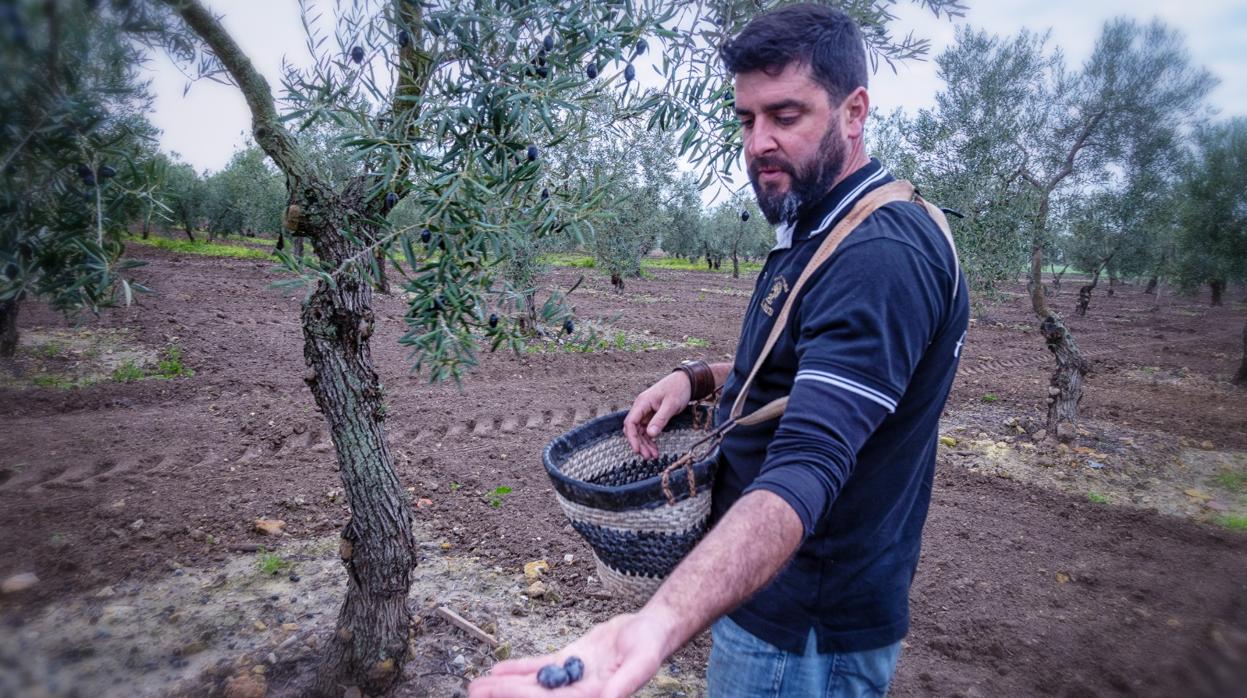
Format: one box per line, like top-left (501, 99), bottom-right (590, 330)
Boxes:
top-left (748, 120), bottom-right (846, 225)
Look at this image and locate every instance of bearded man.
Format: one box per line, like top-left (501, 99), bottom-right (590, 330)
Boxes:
top-left (471, 4), bottom-right (968, 696)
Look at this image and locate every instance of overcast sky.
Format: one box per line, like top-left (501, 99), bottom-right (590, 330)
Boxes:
top-left (145, 0), bottom-right (1247, 182)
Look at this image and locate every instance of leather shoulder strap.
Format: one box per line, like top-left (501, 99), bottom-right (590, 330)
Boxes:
top-left (729, 179), bottom-right (917, 420)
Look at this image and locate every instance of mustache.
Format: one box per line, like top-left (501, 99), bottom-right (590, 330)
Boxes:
top-left (748, 156), bottom-right (796, 181)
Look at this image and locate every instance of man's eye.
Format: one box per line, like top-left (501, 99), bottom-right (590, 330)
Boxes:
top-left (776, 115), bottom-right (798, 126)
top-left (740, 119), bottom-right (754, 130)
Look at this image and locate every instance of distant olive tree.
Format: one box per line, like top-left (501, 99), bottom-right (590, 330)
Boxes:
top-left (916, 20), bottom-right (1214, 439)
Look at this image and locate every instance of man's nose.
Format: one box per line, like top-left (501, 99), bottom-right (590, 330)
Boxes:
top-left (745, 121), bottom-right (779, 160)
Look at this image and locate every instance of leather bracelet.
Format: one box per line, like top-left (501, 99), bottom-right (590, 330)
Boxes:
top-left (674, 360), bottom-right (716, 402)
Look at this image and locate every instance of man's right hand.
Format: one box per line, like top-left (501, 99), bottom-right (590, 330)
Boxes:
top-left (623, 371), bottom-right (691, 460)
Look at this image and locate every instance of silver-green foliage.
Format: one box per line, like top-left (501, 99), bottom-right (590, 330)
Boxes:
top-left (0, 1), bottom-right (161, 323)
top-left (879, 19), bottom-right (1215, 306)
top-left (153, 0), bottom-right (964, 381)
top-left (1174, 118), bottom-right (1247, 292)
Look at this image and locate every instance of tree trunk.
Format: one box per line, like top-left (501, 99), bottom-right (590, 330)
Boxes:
top-left (704, 254), bottom-right (712, 270)
top-left (1030, 242), bottom-right (1088, 442)
top-left (1144, 275), bottom-right (1157, 295)
top-left (141, 215), bottom-right (150, 240)
top-left (1211, 279), bottom-right (1225, 306)
top-left (293, 236), bottom-right (305, 260)
top-left (1041, 315), bottom-right (1089, 439)
top-left (1234, 320), bottom-right (1247, 387)
top-left (519, 289), bottom-right (540, 334)
top-left (0, 297), bottom-right (19, 358)
top-left (1075, 266), bottom-right (1101, 317)
top-left (183, 221), bottom-right (197, 243)
top-left (1107, 271), bottom-right (1117, 296)
top-left (731, 253), bottom-right (739, 278)
top-left (304, 223), bottom-right (416, 697)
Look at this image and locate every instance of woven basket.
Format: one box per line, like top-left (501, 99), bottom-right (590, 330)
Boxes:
top-left (543, 406), bottom-right (719, 603)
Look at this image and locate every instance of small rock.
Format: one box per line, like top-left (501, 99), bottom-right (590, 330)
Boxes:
top-left (525, 581), bottom-right (549, 599)
top-left (1, 572), bottom-right (39, 594)
top-left (452, 654), bottom-right (466, 669)
top-left (254, 620), bottom-right (268, 632)
top-left (128, 518), bottom-right (145, 531)
top-left (254, 519), bottom-right (286, 536)
top-left (1055, 423), bottom-right (1077, 443)
top-left (288, 573), bottom-right (300, 583)
top-left (563, 553), bottom-right (575, 564)
top-left (524, 560), bottom-right (550, 581)
top-left (1201, 440), bottom-right (1215, 450)
top-left (223, 673), bottom-right (267, 698)
top-left (938, 436), bottom-right (957, 447)
top-left (440, 542), bottom-right (451, 551)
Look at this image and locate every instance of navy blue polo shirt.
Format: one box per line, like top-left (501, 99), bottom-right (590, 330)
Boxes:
top-left (712, 159), bottom-right (969, 654)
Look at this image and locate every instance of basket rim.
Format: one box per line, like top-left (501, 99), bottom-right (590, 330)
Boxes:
top-left (543, 407), bottom-right (718, 513)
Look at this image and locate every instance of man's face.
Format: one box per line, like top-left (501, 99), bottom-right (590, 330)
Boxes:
top-left (735, 62), bottom-right (846, 225)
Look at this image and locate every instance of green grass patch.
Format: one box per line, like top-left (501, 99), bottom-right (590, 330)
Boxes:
top-left (541, 253), bottom-right (764, 275)
top-left (33, 373), bottom-right (78, 389)
top-left (684, 336), bottom-right (709, 348)
top-left (127, 235), bottom-right (276, 260)
top-left (1086, 491), bottom-right (1110, 504)
top-left (256, 550), bottom-right (292, 575)
top-left (155, 345), bottom-right (194, 379)
top-left (542, 253), bottom-right (596, 268)
top-left (487, 485), bottom-right (512, 508)
top-left (980, 392), bottom-right (999, 403)
top-left (111, 360), bottom-right (144, 382)
top-left (644, 256), bottom-right (764, 274)
top-left (1215, 514), bottom-right (1247, 531)
top-left (1212, 470), bottom-right (1246, 493)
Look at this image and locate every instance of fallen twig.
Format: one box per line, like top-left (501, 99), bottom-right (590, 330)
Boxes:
top-left (435, 606), bottom-right (499, 648)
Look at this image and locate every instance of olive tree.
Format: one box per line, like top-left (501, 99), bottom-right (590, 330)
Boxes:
top-left (0, 1), bottom-right (159, 356)
top-left (1172, 118), bottom-right (1247, 384)
top-left (920, 20), bottom-right (1214, 439)
top-left (138, 0), bottom-right (965, 693)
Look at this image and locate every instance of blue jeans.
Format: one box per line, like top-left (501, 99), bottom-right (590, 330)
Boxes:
top-left (706, 616), bottom-right (901, 697)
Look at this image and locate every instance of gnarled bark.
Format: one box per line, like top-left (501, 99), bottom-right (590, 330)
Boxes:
top-left (302, 215), bottom-right (415, 697)
top-left (1040, 315), bottom-right (1089, 438)
top-left (166, 2), bottom-right (426, 694)
top-left (1030, 242), bottom-right (1088, 442)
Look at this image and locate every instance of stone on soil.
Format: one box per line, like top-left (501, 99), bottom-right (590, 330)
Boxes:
top-left (1, 572), bottom-right (39, 594)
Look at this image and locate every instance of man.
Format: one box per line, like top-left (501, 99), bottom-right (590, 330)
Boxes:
top-left (470, 5), bottom-right (967, 696)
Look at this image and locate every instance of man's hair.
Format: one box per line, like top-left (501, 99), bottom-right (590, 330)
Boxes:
top-left (720, 4), bottom-right (868, 104)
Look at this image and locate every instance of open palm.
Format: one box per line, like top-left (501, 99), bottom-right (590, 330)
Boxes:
top-left (469, 612), bottom-right (670, 698)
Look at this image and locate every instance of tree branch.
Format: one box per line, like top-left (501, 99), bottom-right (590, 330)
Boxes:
top-left (1047, 108), bottom-right (1106, 192)
top-left (165, 0), bottom-right (314, 187)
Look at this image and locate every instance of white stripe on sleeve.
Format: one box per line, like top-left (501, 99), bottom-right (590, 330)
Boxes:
top-left (795, 369), bottom-right (898, 413)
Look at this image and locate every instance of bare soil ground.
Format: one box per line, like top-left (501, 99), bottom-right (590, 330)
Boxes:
top-left (1, 245), bottom-right (1246, 697)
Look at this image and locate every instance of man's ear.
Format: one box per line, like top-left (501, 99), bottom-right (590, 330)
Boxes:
top-left (841, 87), bottom-right (870, 138)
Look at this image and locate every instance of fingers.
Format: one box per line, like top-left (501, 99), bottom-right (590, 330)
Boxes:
top-left (623, 394), bottom-right (660, 458)
top-left (484, 654), bottom-right (558, 677)
top-left (645, 394), bottom-right (683, 441)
